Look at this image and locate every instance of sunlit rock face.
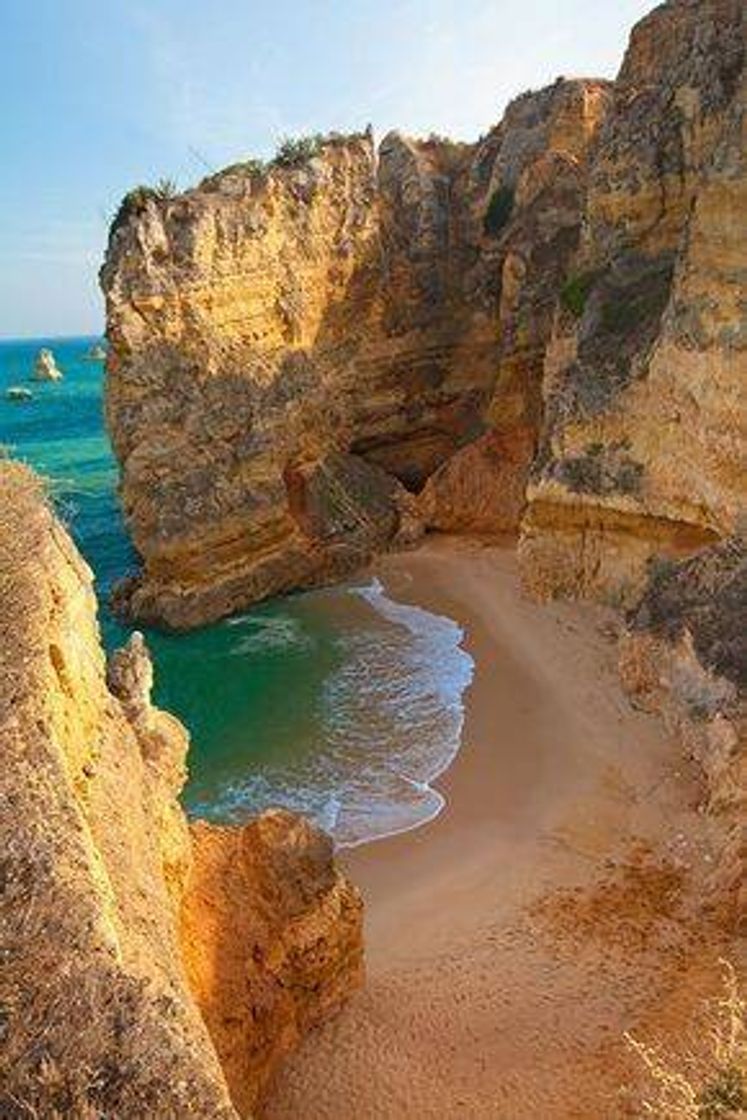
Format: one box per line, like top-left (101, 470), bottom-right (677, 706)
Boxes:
top-left (101, 78), bottom-right (609, 628)
top-left (519, 0), bottom-right (747, 606)
top-left (0, 462), bottom-right (236, 1119)
top-left (102, 0), bottom-right (745, 629)
top-left (0, 460), bottom-right (363, 1118)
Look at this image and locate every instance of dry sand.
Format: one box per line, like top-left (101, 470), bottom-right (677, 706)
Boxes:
top-left (263, 537), bottom-right (734, 1119)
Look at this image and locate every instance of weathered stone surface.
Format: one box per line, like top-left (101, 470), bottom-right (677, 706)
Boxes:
top-left (0, 461), bottom-right (364, 1118)
top-left (181, 811), bottom-right (364, 1115)
top-left (0, 462), bottom-right (235, 1119)
top-left (619, 538), bottom-right (746, 927)
top-left (520, 0), bottom-right (747, 605)
top-left (418, 428), bottom-right (534, 533)
top-left (102, 80), bottom-right (609, 626)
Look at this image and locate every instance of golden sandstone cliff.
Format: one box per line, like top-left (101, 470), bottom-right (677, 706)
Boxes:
top-left (99, 0), bottom-right (745, 919)
top-left (101, 79), bottom-right (610, 628)
top-left (0, 462), bottom-right (363, 1118)
top-left (101, 0), bottom-right (745, 632)
top-left (520, 0), bottom-right (746, 605)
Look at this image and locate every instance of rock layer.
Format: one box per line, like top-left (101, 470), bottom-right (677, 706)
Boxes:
top-left (0, 461), bottom-right (362, 1118)
top-left (101, 80), bottom-right (609, 627)
top-left (519, 0), bottom-right (747, 605)
top-left (101, 1), bottom-right (745, 629)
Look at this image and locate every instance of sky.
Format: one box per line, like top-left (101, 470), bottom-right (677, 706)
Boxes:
top-left (0, 0), bottom-right (654, 339)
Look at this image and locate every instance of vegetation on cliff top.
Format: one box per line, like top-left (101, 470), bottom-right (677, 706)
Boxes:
top-left (111, 178), bottom-right (179, 233)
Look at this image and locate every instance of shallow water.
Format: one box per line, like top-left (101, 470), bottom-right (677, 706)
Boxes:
top-left (0, 335), bottom-right (473, 846)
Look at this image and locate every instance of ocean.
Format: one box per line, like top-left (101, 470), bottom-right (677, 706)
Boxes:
top-left (0, 335), bottom-right (473, 847)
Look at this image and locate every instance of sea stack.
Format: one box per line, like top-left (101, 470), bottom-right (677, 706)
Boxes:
top-left (32, 347), bottom-right (62, 381)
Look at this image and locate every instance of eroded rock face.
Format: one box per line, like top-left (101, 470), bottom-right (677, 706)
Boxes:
top-left (0, 461), bottom-right (363, 1118)
top-left (0, 462), bottom-right (234, 1119)
top-left (181, 812), bottom-right (364, 1116)
top-left (619, 538), bottom-right (746, 929)
top-left (519, 0), bottom-right (747, 605)
top-left (102, 80), bottom-right (609, 626)
top-left (102, 1), bottom-right (744, 628)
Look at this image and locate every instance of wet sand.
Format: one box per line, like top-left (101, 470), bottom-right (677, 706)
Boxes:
top-left (263, 537), bottom-right (729, 1119)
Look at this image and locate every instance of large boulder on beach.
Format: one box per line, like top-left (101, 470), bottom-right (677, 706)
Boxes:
top-left (32, 347), bottom-right (63, 381)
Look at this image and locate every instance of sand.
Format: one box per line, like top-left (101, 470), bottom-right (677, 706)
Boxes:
top-left (262, 538), bottom-right (734, 1119)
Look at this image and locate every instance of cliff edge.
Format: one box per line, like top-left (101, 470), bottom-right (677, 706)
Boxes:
top-left (0, 461), bottom-right (363, 1118)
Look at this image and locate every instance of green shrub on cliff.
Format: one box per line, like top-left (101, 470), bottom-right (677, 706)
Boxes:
top-left (557, 443), bottom-right (644, 497)
top-left (273, 134), bottom-right (325, 168)
top-left (153, 177), bottom-right (178, 200)
top-left (483, 185), bottom-right (514, 237)
top-left (112, 178), bottom-right (178, 232)
top-left (560, 271), bottom-right (596, 317)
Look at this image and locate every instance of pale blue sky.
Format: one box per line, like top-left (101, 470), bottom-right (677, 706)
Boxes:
top-left (0, 0), bottom-right (653, 338)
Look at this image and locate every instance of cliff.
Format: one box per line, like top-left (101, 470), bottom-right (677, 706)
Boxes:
top-left (0, 461), bottom-right (363, 1118)
top-left (101, 80), bottom-right (610, 628)
top-left (101, 0), bottom-right (745, 633)
top-left (519, 0), bottom-right (746, 605)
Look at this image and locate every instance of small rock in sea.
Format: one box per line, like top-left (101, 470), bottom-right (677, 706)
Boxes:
top-left (32, 347), bottom-right (63, 381)
top-left (6, 385), bottom-right (33, 402)
top-left (86, 343), bottom-right (107, 361)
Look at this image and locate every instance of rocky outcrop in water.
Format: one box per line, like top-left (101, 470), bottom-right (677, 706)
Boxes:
top-left (32, 347), bottom-right (62, 381)
top-left (0, 461), bottom-right (363, 1118)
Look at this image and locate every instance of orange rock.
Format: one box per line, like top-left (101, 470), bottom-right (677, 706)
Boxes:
top-left (181, 811), bottom-right (364, 1115)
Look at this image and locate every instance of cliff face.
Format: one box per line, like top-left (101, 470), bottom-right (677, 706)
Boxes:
top-left (101, 0), bottom-right (744, 633)
top-left (102, 80), bottom-right (609, 628)
top-left (619, 538), bottom-right (746, 929)
top-left (0, 462), bottom-right (362, 1118)
top-left (519, 0), bottom-right (746, 605)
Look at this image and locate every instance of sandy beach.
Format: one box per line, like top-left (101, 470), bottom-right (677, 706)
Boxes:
top-left (262, 537), bottom-right (735, 1119)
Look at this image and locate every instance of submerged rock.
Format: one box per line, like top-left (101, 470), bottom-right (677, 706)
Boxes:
top-left (32, 347), bottom-right (62, 381)
top-left (5, 385), bottom-right (33, 402)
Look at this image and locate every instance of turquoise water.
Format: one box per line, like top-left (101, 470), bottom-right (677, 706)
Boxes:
top-left (0, 335), bottom-right (473, 847)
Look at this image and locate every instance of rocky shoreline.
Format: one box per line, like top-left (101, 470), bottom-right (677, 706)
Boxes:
top-left (2, 0), bottom-right (745, 1115)
top-left (0, 462), bottom-right (362, 1119)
